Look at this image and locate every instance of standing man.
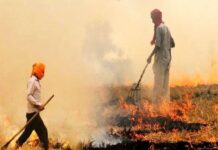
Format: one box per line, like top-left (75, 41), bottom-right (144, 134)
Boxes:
top-left (15, 63), bottom-right (49, 150)
top-left (147, 9), bottom-right (175, 105)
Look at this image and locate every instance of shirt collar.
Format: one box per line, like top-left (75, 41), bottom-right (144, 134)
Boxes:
top-left (32, 75), bottom-right (40, 82)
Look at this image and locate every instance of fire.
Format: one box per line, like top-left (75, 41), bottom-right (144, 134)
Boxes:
top-left (171, 74), bottom-right (205, 87)
top-left (209, 57), bottom-right (218, 84)
top-left (111, 83), bottom-right (218, 144)
top-left (27, 131), bottom-right (40, 147)
top-left (0, 76), bottom-right (218, 149)
top-left (120, 93), bottom-right (194, 122)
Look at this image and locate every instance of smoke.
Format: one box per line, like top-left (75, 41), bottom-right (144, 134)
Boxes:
top-left (79, 21), bottom-right (132, 145)
top-left (83, 21), bottom-right (132, 86)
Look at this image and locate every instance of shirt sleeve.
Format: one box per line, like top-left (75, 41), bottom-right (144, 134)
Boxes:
top-left (27, 80), bottom-right (42, 106)
top-left (170, 36), bottom-right (175, 48)
top-left (155, 27), bottom-right (162, 48)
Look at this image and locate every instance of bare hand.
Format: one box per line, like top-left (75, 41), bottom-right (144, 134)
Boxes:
top-left (35, 105), bottom-right (44, 111)
top-left (150, 40), bottom-right (155, 45)
top-left (147, 56), bottom-right (152, 64)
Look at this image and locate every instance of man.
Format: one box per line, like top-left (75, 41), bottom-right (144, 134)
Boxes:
top-left (147, 9), bottom-right (175, 105)
top-left (15, 63), bottom-right (49, 149)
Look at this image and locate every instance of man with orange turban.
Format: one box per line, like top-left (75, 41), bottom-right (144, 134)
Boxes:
top-left (147, 9), bottom-right (175, 106)
top-left (15, 63), bottom-right (49, 150)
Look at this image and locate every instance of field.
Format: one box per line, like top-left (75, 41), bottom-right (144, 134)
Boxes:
top-left (1, 84), bottom-right (218, 150)
top-left (86, 84), bottom-right (218, 149)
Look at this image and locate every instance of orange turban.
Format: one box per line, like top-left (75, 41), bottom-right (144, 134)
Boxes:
top-left (32, 63), bottom-right (45, 79)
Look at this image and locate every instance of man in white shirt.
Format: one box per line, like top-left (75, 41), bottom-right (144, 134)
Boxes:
top-left (147, 9), bottom-right (175, 106)
top-left (16, 63), bottom-right (49, 150)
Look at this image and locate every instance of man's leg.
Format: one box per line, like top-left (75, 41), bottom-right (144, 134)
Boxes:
top-left (163, 67), bottom-right (170, 100)
top-left (16, 113), bottom-right (35, 146)
top-left (34, 114), bottom-right (49, 150)
top-left (153, 65), bottom-right (165, 104)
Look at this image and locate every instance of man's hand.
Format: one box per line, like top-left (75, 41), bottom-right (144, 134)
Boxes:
top-left (35, 105), bottom-right (44, 111)
top-left (147, 56), bottom-right (152, 64)
top-left (150, 40), bottom-right (155, 45)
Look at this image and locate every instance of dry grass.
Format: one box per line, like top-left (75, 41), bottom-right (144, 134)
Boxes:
top-left (1, 84), bottom-right (218, 149)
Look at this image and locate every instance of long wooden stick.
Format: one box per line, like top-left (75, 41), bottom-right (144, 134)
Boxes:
top-left (1, 94), bottom-right (54, 150)
top-left (134, 63), bottom-right (149, 90)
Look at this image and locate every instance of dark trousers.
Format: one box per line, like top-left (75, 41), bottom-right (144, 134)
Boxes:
top-left (16, 112), bottom-right (49, 149)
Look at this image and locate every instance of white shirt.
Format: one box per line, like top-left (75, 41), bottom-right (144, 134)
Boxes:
top-left (26, 75), bottom-right (42, 113)
top-left (154, 23), bottom-right (172, 68)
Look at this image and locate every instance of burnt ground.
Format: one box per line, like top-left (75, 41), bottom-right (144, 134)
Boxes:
top-left (84, 84), bottom-right (218, 150)
top-left (116, 116), bottom-right (207, 132)
top-left (83, 141), bottom-right (218, 150)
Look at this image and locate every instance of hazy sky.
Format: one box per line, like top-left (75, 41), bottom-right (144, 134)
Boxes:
top-left (0, 0), bottom-right (218, 143)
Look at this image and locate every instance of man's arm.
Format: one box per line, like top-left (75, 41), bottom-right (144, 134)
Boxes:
top-left (171, 36), bottom-right (175, 48)
top-left (27, 81), bottom-right (44, 111)
top-left (147, 46), bottom-right (160, 63)
top-left (147, 26), bottom-right (162, 64)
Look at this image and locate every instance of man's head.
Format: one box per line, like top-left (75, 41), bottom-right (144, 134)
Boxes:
top-left (32, 63), bottom-right (45, 80)
top-left (150, 9), bottom-right (162, 25)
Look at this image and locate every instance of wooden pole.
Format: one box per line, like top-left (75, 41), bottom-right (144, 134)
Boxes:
top-left (1, 94), bottom-right (54, 150)
top-left (135, 63), bottom-right (149, 90)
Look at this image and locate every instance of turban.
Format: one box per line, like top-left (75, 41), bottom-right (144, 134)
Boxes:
top-left (32, 63), bottom-right (45, 79)
top-left (151, 9), bottom-right (162, 24)
top-left (150, 9), bottom-right (163, 45)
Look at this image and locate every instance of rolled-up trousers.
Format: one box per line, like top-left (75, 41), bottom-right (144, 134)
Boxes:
top-left (16, 112), bottom-right (49, 150)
